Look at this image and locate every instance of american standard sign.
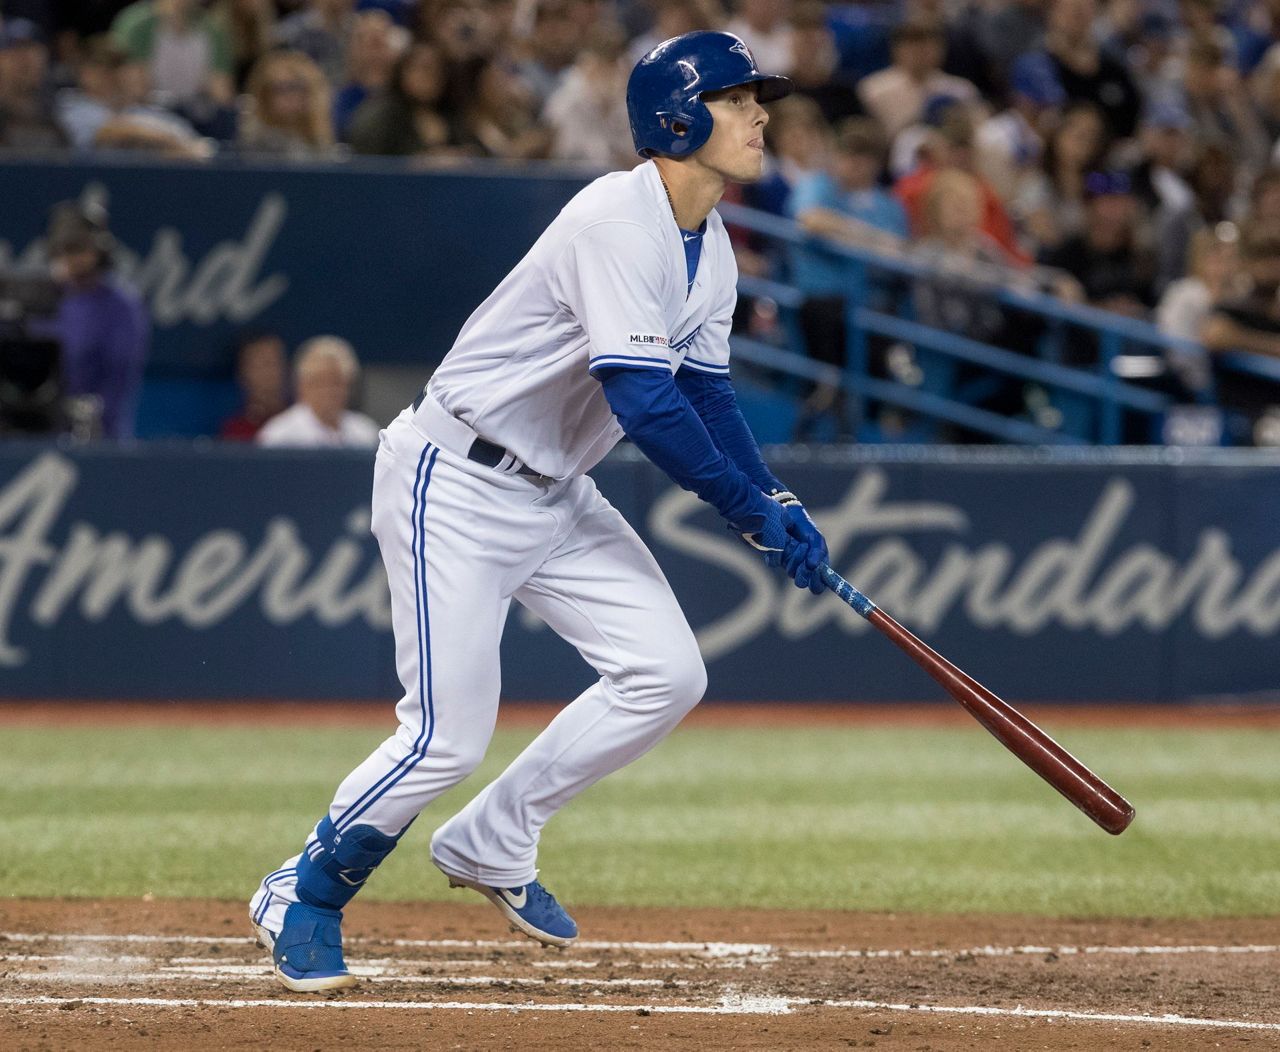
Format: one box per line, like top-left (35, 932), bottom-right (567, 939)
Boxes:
top-left (0, 448), bottom-right (1276, 701)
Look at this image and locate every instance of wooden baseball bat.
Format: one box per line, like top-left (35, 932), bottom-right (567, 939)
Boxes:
top-left (820, 566), bottom-right (1135, 835)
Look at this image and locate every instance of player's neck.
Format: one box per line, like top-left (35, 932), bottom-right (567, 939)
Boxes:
top-left (653, 157), bottom-right (724, 231)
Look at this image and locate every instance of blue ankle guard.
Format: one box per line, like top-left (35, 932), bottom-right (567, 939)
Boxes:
top-left (294, 815), bottom-right (399, 911)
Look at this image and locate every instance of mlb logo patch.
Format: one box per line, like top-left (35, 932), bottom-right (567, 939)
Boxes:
top-left (628, 333), bottom-right (669, 347)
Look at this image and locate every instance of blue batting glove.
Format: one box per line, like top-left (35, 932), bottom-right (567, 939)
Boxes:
top-left (730, 496), bottom-right (788, 567)
top-left (780, 502), bottom-right (829, 594)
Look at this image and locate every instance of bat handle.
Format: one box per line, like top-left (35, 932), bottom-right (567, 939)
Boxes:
top-left (820, 565), bottom-right (878, 620)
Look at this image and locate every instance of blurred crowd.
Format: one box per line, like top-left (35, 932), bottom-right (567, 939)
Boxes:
top-left (5, 0), bottom-right (1280, 442)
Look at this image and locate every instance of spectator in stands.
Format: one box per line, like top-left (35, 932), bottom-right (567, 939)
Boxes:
top-left (1181, 37), bottom-right (1270, 177)
top-left (43, 200), bottom-right (149, 441)
top-left (1250, 45), bottom-right (1280, 143)
top-left (1015, 101), bottom-right (1107, 250)
top-left (332, 9), bottom-right (407, 141)
top-left (221, 330), bottom-right (287, 440)
top-left (787, 117), bottom-right (909, 439)
top-left (349, 40), bottom-right (458, 157)
top-left (1189, 141), bottom-right (1243, 226)
top-left (458, 54), bottom-right (551, 160)
top-left (423, 0), bottom-right (503, 66)
top-left (110, 0), bottom-right (235, 108)
top-left (914, 167), bottom-right (1019, 277)
top-left (1131, 102), bottom-right (1195, 217)
top-left (975, 51), bottom-right (1067, 209)
top-left (906, 0), bottom-right (995, 98)
top-left (914, 166), bottom-right (1075, 429)
top-left (274, 0), bottom-right (355, 86)
top-left (858, 19), bottom-right (981, 139)
top-left (1122, 7), bottom-right (1181, 105)
top-left (512, 0), bottom-right (581, 108)
top-left (1232, 0), bottom-right (1280, 75)
top-left (975, 0), bottom-right (1047, 92)
top-left (790, 117), bottom-right (908, 256)
top-left (211, 0), bottom-right (275, 89)
top-left (1176, 0), bottom-right (1238, 66)
top-left (1039, 0), bottom-right (1141, 139)
top-left (1156, 223), bottom-right (1240, 395)
top-left (544, 29), bottom-right (633, 168)
top-left (257, 335), bottom-right (379, 448)
top-left (56, 35), bottom-right (206, 156)
top-left (50, 1), bottom-right (136, 46)
top-left (627, 0), bottom-right (719, 65)
top-left (785, 2), bottom-right (861, 126)
top-left (0, 18), bottom-right (67, 151)
top-left (238, 49), bottom-right (337, 158)
top-left (1039, 170), bottom-right (1156, 318)
top-left (1250, 167), bottom-right (1280, 225)
top-left (1200, 222), bottom-right (1280, 443)
top-left (726, 0), bottom-right (793, 75)
top-left (745, 93), bottom-right (830, 216)
top-left (896, 101), bottom-right (1028, 266)
top-left (1131, 101), bottom-right (1198, 289)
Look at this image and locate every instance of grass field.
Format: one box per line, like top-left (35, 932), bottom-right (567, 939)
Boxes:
top-left (4, 718), bottom-right (1278, 918)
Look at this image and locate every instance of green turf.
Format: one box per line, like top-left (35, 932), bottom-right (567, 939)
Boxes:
top-left (2, 720), bottom-right (1277, 918)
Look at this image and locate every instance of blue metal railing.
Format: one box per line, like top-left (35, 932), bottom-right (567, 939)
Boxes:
top-left (719, 201), bottom-right (1279, 445)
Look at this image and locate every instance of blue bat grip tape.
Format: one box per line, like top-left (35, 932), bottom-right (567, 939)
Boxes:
top-left (820, 566), bottom-right (878, 619)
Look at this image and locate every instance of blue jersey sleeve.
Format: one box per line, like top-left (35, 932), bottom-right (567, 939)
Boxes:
top-left (674, 371), bottom-right (783, 495)
top-left (596, 366), bottom-right (772, 529)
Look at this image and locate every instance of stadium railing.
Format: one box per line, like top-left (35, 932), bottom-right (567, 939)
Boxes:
top-left (718, 201), bottom-right (1278, 446)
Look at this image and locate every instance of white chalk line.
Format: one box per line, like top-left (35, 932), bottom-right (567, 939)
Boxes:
top-left (787, 943), bottom-right (1280, 960)
top-left (0, 932), bottom-right (771, 956)
top-left (821, 1000), bottom-right (1280, 1032)
top-left (8, 967), bottom-right (689, 990)
top-left (0, 994), bottom-right (779, 1016)
top-left (5, 932), bottom-right (1277, 960)
top-left (4, 993), bottom-right (1280, 1031)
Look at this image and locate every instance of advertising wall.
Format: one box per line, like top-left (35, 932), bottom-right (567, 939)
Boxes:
top-left (0, 157), bottom-right (592, 376)
top-left (2, 444), bottom-right (1277, 703)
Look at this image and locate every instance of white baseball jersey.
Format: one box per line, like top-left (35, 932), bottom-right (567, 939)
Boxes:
top-left (428, 159), bottom-right (736, 479)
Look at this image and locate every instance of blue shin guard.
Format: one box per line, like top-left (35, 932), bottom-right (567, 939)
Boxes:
top-left (258, 817), bottom-right (399, 992)
top-left (294, 815), bottom-right (400, 911)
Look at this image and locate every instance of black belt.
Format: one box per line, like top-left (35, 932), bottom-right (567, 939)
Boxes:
top-left (466, 435), bottom-right (554, 482)
top-left (412, 386), bottom-right (553, 483)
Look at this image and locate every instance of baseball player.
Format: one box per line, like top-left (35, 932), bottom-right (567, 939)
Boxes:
top-left (249, 30), bottom-right (831, 992)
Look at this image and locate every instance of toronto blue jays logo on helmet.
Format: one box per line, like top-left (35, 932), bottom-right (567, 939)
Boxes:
top-left (728, 39), bottom-right (753, 62)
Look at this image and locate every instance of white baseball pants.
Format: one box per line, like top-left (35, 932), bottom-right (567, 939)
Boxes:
top-left (252, 401), bottom-right (705, 932)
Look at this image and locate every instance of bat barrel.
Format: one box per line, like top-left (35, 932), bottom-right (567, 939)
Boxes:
top-left (866, 607), bottom-right (1136, 835)
top-left (821, 564), bottom-right (1134, 835)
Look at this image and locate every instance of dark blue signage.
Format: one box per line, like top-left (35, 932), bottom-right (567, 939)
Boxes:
top-left (1, 444), bottom-right (1277, 703)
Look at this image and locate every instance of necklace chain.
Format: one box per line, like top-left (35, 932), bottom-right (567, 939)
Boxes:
top-left (658, 171), bottom-right (678, 226)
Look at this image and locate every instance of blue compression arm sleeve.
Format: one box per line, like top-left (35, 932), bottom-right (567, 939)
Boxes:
top-left (674, 371), bottom-right (784, 495)
top-left (597, 367), bottom-right (771, 527)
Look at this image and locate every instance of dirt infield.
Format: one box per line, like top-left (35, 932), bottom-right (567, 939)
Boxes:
top-left (2, 899), bottom-right (1277, 1050)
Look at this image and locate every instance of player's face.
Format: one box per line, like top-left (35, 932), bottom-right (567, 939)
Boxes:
top-left (697, 85), bottom-right (770, 183)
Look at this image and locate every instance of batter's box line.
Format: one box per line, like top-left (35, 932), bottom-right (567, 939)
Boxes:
top-left (3, 994), bottom-right (1280, 1032)
top-left (5, 932), bottom-right (1279, 960)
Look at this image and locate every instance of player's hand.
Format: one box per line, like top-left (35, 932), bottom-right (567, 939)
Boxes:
top-left (781, 502), bottom-right (829, 594)
top-left (731, 497), bottom-right (788, 567)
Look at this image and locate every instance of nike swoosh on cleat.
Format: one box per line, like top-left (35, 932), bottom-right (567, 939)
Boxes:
top-left (498, 887), bottom-right (528, 910)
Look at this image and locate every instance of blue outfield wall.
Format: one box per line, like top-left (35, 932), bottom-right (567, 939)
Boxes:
top-left (0, 443), bottom-right (1278, 703)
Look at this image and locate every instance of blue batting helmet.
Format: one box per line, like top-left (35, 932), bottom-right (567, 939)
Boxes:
top-left (626, 31), bottom-right (793, 158)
